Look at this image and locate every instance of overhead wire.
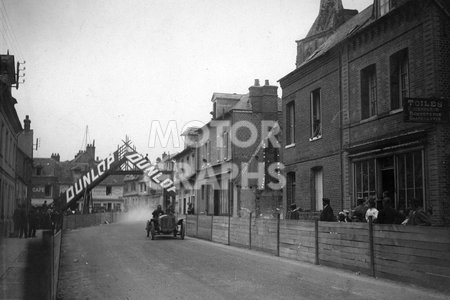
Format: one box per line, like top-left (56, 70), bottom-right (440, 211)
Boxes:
top-left (0, 0), bottom-right (25, 62)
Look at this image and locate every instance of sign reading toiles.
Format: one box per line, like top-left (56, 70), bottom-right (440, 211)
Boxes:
top-left (403, 98), bottom-right (449, 123)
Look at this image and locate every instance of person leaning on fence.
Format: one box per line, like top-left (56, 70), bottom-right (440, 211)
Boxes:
top-left (187, 202), bottom-right (194, 215)
top-left (320, 198), bottom-right (336, 222)
top-left (407, 199), bottom-right (432, 226)
top-left (377, 197), bottom-right (400, 224)
top-left (365, 198), bottom-right (379, 223)
top-left (287, 203), bottom-right (300, 220)
top-left (351, 198), bottom-right (367, 222)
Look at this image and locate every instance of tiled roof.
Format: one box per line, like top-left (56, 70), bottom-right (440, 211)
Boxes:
top-left (300, 5), bottom-right (374, 68)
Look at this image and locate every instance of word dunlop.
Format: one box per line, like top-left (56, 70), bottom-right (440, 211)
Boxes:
top-left (125, 153), bottom-right (176, 194)
top-left (66, 154), bottom-right (115, 202)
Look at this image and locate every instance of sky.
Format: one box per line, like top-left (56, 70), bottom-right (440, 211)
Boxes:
top-left (1, 0), bottom-right (373, 162)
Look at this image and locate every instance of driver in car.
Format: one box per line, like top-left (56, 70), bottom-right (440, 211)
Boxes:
top-left (152, 205), bottom-right (165, 231)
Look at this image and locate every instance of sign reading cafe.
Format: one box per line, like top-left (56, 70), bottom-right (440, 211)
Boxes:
top-left (403, 97), bottom-right (449, 123)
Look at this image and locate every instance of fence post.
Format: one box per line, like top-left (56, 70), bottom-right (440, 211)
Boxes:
top-left (210, 215), bottom-right (214, 241)
top-left (315, 219), bottom-right (319, 265)
top-left (369, 216), bottom-right (375, 277)
top-left (276, 213), bottom-right (280, 257)
top-left (228, 213), bottom-right (231, 246)
top-left (196, 214), bottom-right (199, 237)
top-left (249, 212), bottom-right (252, 250)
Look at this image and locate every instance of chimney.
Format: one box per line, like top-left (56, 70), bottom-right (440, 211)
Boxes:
top-left (51, 153), bottom-right (60, 162)
top-left (86, 142), bottom-right (95, 162)
top-left (24, 115), bottom-right (31, 131)
top-left (249, 79), bottom-right (278, 116)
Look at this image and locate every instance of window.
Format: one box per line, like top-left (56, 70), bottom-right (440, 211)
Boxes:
top-left (203, 141), bottom-right (211, 164)
top-left (44, 185), bottom-right (51, 197)
top-left (355, 159), bottom-right (376, 201)
top-left (286, 102), bottom-right (295, 145)
top-left (379, 0), bottom-right (390, 17)
top-left (397, 151), bottom-right (423, 210)
top-left (224, 131), bottom-right (231, 160)
top-left (286, 172), bottom-right (296, 209)
top-left (361, 64), bottom-right (377, 119)
top-left (310, 89), bottom-right (322, 139)
top-left (106, 186), bottom-right (112, 195)
top-left (390, 48), bottom-right (409, 110)
top-left (0, 123), bottom-right (3, 157)
top-left (5, 132), bottom-right (8, 162)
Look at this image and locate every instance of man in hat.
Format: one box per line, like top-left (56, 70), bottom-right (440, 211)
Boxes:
top-left (320, 198), bottom-right (336, 222)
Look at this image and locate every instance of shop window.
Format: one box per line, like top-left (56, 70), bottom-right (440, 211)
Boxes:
top-left (361, 64), bottom-right (377, 120)
top-left (286, 102), bottom-right (295, 145)
top-left (354, 159), bottom-right (376, 201)
top-left (390, 48), bottom-right (409, 110)
top-left (310, 89), bottom-right (322, 139)
top-left (397, 151), bottom-right (423, 210)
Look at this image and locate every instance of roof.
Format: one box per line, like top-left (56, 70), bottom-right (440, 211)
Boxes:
top-left (435, 0), bottom-right (450, 16)
top-left (211, 92), bottom-right (244, 102)
top-left (181, 127), bottom-right (200, 136)
top-left (301, 5), bottom-right (373, 68)
top-left (172, 147), bottom-right (195, 160)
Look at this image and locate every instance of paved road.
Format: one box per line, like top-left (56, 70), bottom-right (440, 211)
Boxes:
top-left (57, 221), bottom-right (448, 300)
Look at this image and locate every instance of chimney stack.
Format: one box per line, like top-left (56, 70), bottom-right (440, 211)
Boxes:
top-left (24, 115), bottom-right (31, 131)
top-left (249, 79), bottom-right (278, 116)
top-left (51, 153), bottom-right (60, 162)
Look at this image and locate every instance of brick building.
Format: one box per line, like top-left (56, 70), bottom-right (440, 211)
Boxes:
top-left (32, 142), bottom-right (125, 212)
top-left (280, 0), bottom-right (450, 225)
top-left (123, 152), bottom-right (175, 213)
top-left (172, 133), bottom-right (198, 215)
top-left (0, 54), bottom-right (33, 237)
top-left (175, 80), bottom-right (282, 217)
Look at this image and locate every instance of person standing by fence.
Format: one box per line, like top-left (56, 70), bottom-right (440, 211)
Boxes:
top-left (28, 206), bottom-right (38, 238)
top-left (320, 198), bottom-right (336, 222)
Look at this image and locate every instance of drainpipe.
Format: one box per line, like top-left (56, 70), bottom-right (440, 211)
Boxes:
top-left (339, 47), bottom-right (344, 211)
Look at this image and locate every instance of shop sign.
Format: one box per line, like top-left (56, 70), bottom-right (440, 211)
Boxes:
top-left (404, 98), bottom-right (449, 123)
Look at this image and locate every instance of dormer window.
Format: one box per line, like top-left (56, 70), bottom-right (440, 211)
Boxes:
top-left (379, 0), bottom-right (390, 17)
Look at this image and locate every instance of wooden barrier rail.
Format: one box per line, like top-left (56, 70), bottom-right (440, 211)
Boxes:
top-left (184, 214), bottom-right (450, 293)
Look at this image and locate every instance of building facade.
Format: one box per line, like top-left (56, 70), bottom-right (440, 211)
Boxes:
top-left (123, 152), bottom-right (175, 213)
top-left (0, 54), bottom-right (33, 237)
top-left (280, 0), bottom-right (450, 225)
top-left (172, 80), bottom-right (282, 218)
top-left (32, 142), bottom-right (125, 213)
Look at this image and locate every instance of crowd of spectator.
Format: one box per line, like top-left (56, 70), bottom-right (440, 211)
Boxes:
top-left (287, 193), bottom-right (432, 226)
top-left (12, 201), bottom-right (63, 237)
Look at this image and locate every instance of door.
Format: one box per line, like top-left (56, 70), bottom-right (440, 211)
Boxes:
top-left (314, 168), bottom-right (323, 211)
top-left (214, 190), bottom-right (220, 216)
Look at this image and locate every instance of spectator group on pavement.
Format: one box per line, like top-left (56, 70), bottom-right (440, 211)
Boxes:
top-left (287, 193), bottom-right (432, 226)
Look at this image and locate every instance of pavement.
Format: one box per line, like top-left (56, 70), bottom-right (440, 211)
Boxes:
top-left (0, 230), bottom-right (50, 300)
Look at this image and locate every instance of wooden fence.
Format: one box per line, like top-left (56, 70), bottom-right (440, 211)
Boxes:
top-left (184, 214), bottom-right (450, 293)
top-left (62, 212), bottom-right (123, 230)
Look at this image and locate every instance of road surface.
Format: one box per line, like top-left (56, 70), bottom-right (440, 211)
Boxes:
top-left (57, 221), bottom-right (448, 299)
